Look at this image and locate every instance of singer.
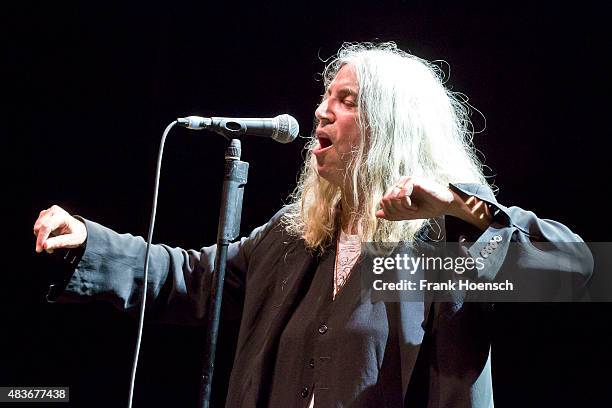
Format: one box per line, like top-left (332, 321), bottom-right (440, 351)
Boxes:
top-left (33, 42), bottom-right (592, 407)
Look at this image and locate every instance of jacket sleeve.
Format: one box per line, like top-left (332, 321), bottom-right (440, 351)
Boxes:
top-left (447, 183), bottom-right (594, 301)
top-left (46, 209), bottom-right (286, 325)
top-left (420, 183), bottom-right (594, 408)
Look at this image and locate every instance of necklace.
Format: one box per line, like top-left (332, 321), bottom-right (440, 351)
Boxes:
top-left (333, 230), bottom-right (361, 299)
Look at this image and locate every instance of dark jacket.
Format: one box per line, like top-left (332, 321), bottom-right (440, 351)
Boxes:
top-left (49, 183), bottom-right (593, 407)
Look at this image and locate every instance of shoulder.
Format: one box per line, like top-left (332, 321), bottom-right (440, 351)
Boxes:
top-left (242, 205), bottom-right (300, 251)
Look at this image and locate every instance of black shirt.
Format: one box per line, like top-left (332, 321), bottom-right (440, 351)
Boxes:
top-left (268, 243), bottom-right (403, 407)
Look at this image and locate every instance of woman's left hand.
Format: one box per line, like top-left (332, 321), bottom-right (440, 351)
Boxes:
top-left (375, 176), bottom-right (454, 221)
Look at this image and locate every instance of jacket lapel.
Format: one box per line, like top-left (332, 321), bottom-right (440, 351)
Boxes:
top-left (361, 241), bottom-right (434, 405)
top-left (398, 295), bottom-right (434, 403)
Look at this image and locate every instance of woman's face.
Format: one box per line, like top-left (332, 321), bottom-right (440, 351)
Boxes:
top-left (313, 64), bottom-right (362, 188)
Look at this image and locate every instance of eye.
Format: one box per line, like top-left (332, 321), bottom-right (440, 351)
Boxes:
top-left (343, 99), bottom-right (356, 107)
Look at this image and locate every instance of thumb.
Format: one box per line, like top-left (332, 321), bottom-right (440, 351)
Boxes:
top-left (44, 234), bottom-right (84, 251)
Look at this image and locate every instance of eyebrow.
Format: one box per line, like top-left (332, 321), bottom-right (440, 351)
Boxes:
top-left (326, 87), bottom-right (358, 98)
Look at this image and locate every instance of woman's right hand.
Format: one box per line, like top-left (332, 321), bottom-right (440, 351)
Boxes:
top-left (33, 205), bottom-right (87, 253)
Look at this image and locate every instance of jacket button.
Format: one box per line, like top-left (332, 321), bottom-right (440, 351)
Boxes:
top-left (318, 324), bottom-right (328, 334)
top-left (309, 358), bottom-right (315, 368)
top-left (301, 386), bottom-right (309, 398)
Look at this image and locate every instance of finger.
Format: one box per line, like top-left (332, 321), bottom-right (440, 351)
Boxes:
top-left (387, 178), bottom-right (413, 200)
top-left (472, 199), bottom-right (492, 221)
top-left (33, 208), bottom-right (52, 236)
top-left (383, 176), bottom-right (408, 199)
top-left (381, 197), bottom-right (396, 217)
top-left (389, 197), bottom-right (418, 218)
top-left (394, 183), bottom-right (413, 207)
top-left (472, 199), bottom-right (492, 216)
top-left (394, 176), bottom-right (413, 192)
top-left (35, 213), bottom-right (64, 253)
top-left (383, 185), bottom-right (403, 203)
top-left (380, 177), bottom-right (415, 219)
top-left (383, 184), bottom-right (398, 199)
top-left (483, 201), bottom-right (492, 216)
top-left (472, 199), bottom-right (485, 213)
top-left (399, 180), bottom-right (414, 199)
top-left (389, 195), bottom-right (407, 213)
top-left (34, 205), bottom-right (63, 234)
top-left (389, 183), bottom-right (416, 212)
top-left (376, 205), bottom-right (399, 219)
top-left (396, 176), bottom-right (411, 188)
top-left (34, 211), bottom-right (56, 250)
top-left (399, 196), bottom-right (418, 212)
top-left (377, 206), bottom-right (411, 221)
top-left (44, 234), bottom-right (81, 251)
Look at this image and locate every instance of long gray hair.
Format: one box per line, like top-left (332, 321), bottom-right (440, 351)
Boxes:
top-left (283, 42), bottom-right (488, 251)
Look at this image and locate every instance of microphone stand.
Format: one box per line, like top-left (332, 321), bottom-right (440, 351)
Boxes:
top-left (199, 139), bottom-right (249, 408)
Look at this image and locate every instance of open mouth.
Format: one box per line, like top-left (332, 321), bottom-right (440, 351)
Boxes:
top-left (315, 133), bottom-right (333, 152)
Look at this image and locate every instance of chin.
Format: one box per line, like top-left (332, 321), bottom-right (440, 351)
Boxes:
top-left (316, 165), bottom-right (329, 180)
top-left (316, 166), bottom-right (329, 180)
top-left (317, 168), bottom-right (340, 187)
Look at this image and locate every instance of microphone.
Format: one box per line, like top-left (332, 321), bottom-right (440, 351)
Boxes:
top-left (177, 114), bottom-right (299, 144)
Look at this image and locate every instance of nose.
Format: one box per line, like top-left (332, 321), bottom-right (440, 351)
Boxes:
top-left (315, 98), bottom-right (333, 124)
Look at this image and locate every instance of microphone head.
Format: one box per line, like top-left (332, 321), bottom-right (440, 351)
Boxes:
top-left (273, 114), bottom-right (299, 144)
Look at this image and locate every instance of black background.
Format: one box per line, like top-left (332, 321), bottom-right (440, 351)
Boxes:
top-left (10, 0), bottom-right (612, 406)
